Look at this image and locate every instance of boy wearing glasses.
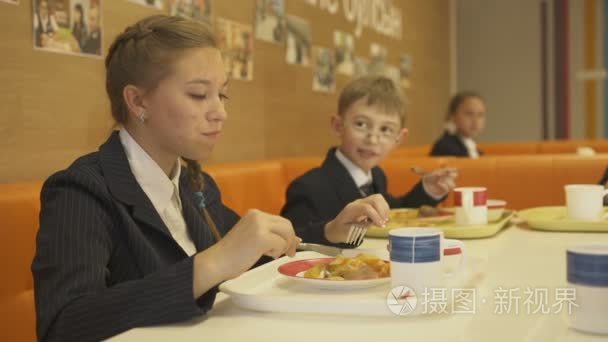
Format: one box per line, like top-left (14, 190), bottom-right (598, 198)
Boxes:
top-left (281, 76), bottom-right (457, 233)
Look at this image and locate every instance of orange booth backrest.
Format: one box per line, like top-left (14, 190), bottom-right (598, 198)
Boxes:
top-left (393, 139), bottom-right (608, 156)
top-left (281, 157), bottom-right (324, 187)
top-left (478, 141), bottom-right (540, 155)
top-left (205, 160), bottom-right (287, 216)
top-left (0, 181), bottom-right (41, 342)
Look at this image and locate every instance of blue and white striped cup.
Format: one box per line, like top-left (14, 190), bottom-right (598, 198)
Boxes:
top-left (388, 228), bottom-right (465, 298)
top-left (567, 244), bottom-right (608, 335)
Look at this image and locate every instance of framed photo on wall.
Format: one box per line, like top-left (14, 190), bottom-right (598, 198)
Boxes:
top-left (254, 0), bottom-right (285, 44)
top-left (312, 46), bottom-right (335, 93)
top-left (217, 17), bottom-right (254, 81)
top-left (285, 15), bottom-right (311, 66)
top-left (168, 0), bottom-right (212, 28)
top-left (368, 43), bottom-right (387, 76)
top-left (128, 0), bottom-right (164, 10)
top-left (32, 0), bottom-right (103, 57)
top-left (334, 30), bottom-right (354, 76)
top-left (400, 54), bottom-right (413, 88)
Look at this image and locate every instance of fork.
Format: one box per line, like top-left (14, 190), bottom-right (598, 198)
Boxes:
top-left (345, 221), bottom-right (368, 246)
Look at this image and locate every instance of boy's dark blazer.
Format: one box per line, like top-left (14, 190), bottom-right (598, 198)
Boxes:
top-left (600, 167), bottom-right (608, 186)
top-left (281, 147), bottom-right (443, 229)
top-left (599, 167), bottom-right (608, 205)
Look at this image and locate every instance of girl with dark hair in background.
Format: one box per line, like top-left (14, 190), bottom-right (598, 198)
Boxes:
top-left (430, 92), bottom-right (486, 158)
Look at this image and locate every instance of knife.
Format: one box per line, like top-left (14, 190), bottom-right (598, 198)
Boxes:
top-left (296, 243), bottom-right (343, 257)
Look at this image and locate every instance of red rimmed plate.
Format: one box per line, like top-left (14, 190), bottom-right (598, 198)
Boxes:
top-left (278, 258), bottom-right (390, 290)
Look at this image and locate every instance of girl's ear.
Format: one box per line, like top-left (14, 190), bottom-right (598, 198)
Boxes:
top-left (123, 85), bottom-right (147, 123)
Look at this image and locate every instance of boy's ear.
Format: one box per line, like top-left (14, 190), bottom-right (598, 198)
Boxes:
top-left (395, 127), bottom-right (409, 144)
top-left (330, 114), bottom-right (344, 136)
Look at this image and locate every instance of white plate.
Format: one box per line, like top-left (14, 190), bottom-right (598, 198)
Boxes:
top-left (277, 257), bottom-right (390, 290)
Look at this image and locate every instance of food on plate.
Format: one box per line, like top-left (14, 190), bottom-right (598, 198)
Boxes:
top-left (303, 254), bottom-right (390, 280)
top-left (417, 205), bottom-right (453, 218)
top-left (379, 208), bottom-right (453, 229)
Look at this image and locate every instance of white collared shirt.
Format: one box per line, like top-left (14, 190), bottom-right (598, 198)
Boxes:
top-left (446, 121), bottom-right (480, 159)
top-left (119, 128), bottom-right (197, 256)
top-left (335, 148), bottom-right (444, 200)
top-left (461, 136), bottom-right (480, 159)
top-left (335, 148), bottom-right (373, 196)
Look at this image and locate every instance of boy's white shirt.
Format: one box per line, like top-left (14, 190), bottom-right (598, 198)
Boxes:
top-left (335, 148), bottom-right (444, 200)
top-left (335, 148), bottom-right (373, 196)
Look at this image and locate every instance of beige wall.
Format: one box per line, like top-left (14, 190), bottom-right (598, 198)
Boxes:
top-left (456, 0), bottom-right (543, 142)
top-left (0, 0), bottom-right (451, 183)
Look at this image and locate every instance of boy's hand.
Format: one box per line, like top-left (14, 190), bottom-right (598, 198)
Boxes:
top-left (422, 168), bottom-right (458, 197)
top-left (324, 194), bottom-right (390, 243)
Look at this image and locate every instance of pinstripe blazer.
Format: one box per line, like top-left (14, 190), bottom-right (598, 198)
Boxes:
top-left (31, 132), bottom-right (241, 342)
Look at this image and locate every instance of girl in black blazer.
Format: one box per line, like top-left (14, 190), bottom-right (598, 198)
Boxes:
top-left (31, 15), bottom-right (390, 342)
top-left (430, 92), bottom-right (486, 158)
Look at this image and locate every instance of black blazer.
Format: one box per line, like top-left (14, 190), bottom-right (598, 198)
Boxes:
top-left (31, 132), bottom-right (326, 342)
top-left (280, 148), bottom-right (443, 231)
top-left (598, 167), bottom-right (608, 205)
top-left (430, 131), bottom-right (482, 157)
top-left (600, 167), bottom-right (608, 185)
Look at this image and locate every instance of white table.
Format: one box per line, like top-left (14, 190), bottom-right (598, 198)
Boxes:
top-left (111, 226), bottom-right (608, 342)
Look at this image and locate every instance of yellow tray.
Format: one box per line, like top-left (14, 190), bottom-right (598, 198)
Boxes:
top-left (517, 206), bottom-right (608, 232)
top-left (366, 208), bottom-right (515, 239)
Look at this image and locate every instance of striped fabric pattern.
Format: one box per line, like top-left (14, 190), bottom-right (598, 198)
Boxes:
top-left (31, 132), bottom-right (238, 342)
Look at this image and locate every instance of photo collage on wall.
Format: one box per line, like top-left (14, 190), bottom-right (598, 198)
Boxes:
top-left (247, 0), bottom-right (410, 93)
top-left (368, 43), bottom-right (387, 76)
top-left (312, 46), bottom-right (335, 93)
top-left (32, 0), bottom-right (103, 57)
top-left (255, 0), bottom-right (285, 44)
top-left (285, 14), bottom-right (311, 67)
top-left (26, 0), bottom-right (411, 90)
top-left (168, 0), bottom-right (213, 27)
top-left (334, 30), bottom-right (354, 77)
top-left (128, 0), bottom-right (163, 10)
top-left (400, 54), bottom-right (412, 89)
top-left (217, 17), bottom-right (254, 82)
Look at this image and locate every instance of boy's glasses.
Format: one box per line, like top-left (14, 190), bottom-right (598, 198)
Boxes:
top-left (349, 120), bottom-right (399, 142)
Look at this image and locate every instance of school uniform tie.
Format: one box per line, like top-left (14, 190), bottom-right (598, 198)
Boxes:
top-left (359, 183), bottom-right (375, 197)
